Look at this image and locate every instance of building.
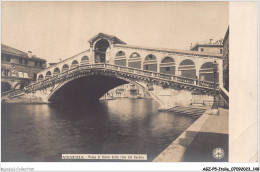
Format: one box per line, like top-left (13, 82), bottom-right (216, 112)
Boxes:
top-left (188, 38), bottom-right (224, 82)
top-left (190, 38), bottom-right (224, 54)
top-left (223, 27), bottom-right (229, 91)
top-left (101, 83), bottom-right (149, 100)
top-left (1, 44), bottom-right (47, 92)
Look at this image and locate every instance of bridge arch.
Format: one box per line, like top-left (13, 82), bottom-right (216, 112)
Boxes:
top-left (94, 39), bottom-right (110, 63)
top-left (45, 71), bottom-right (52, 79)
top-left (128, 52), bottom-right (141, 69)
top-left (81, 56), bottom-right (90, 65)
top-left (178, 59), bottom-right (196, 78)
top-left (143, 54), bottom-right (157, 72)
top-left (62, 64), bottom-right (69, 72)
top-left (115, 51), bottom-right (126, 66)
top-left (160, 56), bottom-right (175, 75)
top-left (71, 60), bottom-right (79, 69)
top-left (199, 62), bottom-right (219, 82)
top-left (53, 68), bottom-right (60, 76)
top-left (38, 74), bottom-right (44, 80)
top-left (46, 72), bottom-right (160, 106)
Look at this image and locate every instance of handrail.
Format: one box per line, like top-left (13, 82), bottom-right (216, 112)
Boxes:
top-left (219, 86), bottom-right (229, 98)
top-left (8, 63), bottom-right (219, 97)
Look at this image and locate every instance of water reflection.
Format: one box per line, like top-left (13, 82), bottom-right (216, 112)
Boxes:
top-left (2, 99), bottom-right (198, 162)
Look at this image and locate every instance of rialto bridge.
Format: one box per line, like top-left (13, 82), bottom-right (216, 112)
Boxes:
top-left (7, 33), bottom-right (224, 110)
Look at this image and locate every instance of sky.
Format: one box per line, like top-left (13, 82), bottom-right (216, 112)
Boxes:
top-left (2, 2), bottom-right (229, 63)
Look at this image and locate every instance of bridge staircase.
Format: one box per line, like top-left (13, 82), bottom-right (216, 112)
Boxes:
top-left (219, 86), bottom-right (229, 109)
top-left (167, 106), bottom-right (207, 117)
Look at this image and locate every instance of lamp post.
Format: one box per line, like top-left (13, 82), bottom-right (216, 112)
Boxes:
top-left (211, 61), bottom-right (219, 115)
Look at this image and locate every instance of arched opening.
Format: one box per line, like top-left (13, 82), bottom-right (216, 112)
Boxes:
top-left (143, 54), bottom-right (157, 72)
top-left (38, 74), bottom-right (44, 81)
top-left (178, 59), bottom-right (196, 78)
top-left (47, 74), bottom-right (155, 106)
top-left (14, 83), bottom-right (25, 90)
top-left (1, 82), bottom-right (11, 92)
top-left (81, 56), bottom-right (90, 65)
top-left (94, 39), bottom-right (110, 63)
top-left (45, 71), bottom-right (52, 79)
top-left (115, 51), bottom-right (126, 66)
top-left (160, 57), bottom-right (175, 75)
top-left (62, 64), bottom-right (69, 73)
top-left (128, 52), bottom-right (141, 69)
top-left (48, 75), bottom-right (128, 103)
top-left (53, 68), bottom-right (60, 76)
top-left (199, 62), bottom-right (219, 82)
top-left (71, 60), bottom-right (79, 69)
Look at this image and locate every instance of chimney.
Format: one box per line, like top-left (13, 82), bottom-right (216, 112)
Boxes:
top-left (209, 39), bottom-right (213, 45)
top-left (28, 51), bottom-right (33, 58)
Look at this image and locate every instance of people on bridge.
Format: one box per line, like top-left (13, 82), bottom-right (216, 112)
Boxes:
top-left (195, 76), bottom-right (199, 85)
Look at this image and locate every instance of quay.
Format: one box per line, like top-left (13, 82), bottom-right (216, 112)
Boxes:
top-left (153, 108), bottom-right (228, 162)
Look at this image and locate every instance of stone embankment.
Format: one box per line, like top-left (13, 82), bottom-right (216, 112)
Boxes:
top-left (153, 108), bottom-right (228, 162)
top-left (2, 95), bottom-right (46, 104)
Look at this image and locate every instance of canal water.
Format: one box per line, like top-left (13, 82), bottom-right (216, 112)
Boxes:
top-left (1, 99), bottom-right (198, 162)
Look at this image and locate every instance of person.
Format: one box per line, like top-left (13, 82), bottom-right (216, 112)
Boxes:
top-left (195, 76), bottom-right (199, 85)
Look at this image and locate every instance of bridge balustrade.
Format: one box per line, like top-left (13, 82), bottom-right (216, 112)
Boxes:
top-left (198, 80), bottom-right (217, 89)
top-left (176, 76), bottom-right (196, 85)
top-left (8, 63), bottom-right (219, 98)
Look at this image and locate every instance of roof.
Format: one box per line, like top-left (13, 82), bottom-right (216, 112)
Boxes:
top-left (115, 44), bottom-right (223, 58)
top-left (88, 33), bottom-right (126, 45)
top-left (223, 26), bottom-right (229, 44)
top-left (1, 44), bottom-right (46, 62)
top-left (190, 38), bottom-right (224, 51)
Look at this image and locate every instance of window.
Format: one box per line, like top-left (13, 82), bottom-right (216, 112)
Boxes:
top-left (5, 57), bottom-right (10, 62)
top-left (19, 59), bottom-right (23, 64)
top-left (39, 62), bottom-right (43, 67)
top-left (220, 49), bottom-right (223, 54)
top-left (201, 48), bottom-right (204, 52)
top-left (4, 70), bottom-right (10, 76)
top-left (166, 67), bottom-right (170, 71)
top-left (24, 59), bottom-right (28, 65)
top-left (145, 65), bottom-right (148, 70)
top-left (148, 55), bottom-right (153, 59)
top-left (118, 51), bottom-right (123, 56)
top-left (34, 61), bottom-right (39, 67)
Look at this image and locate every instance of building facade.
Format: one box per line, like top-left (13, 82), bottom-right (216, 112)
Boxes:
top-left (190, 39), bottom-right (224, 54)
top-left (189, 39), bottom-right (224, 82)
top-left (1, 44), bottom-right (47, 92)
top-left (101, 83), bottom-right (149, 100)
top-left (223, 27), bottom-right (229, 91)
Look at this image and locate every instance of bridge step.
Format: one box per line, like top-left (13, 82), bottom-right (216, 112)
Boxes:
top-left (168, 106), bottom-right (207, 117)
top-left (172, 107), bottom-right (206, 113)
top-left (10, 93), bottom-right (25, 98)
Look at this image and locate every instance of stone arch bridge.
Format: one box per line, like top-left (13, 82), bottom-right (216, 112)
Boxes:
top-left (7, 33), bottom-right (223, 110)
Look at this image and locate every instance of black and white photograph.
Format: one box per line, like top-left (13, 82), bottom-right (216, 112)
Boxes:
top-left (0, 1), bottom-right (258, 171)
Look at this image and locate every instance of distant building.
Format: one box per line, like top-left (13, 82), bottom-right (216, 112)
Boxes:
top-left (223, 27), bottom-right (229, 91)
top-left (101, 83), bottom-right (149, 100)
top-left (188, 38), bottom-right (224, 82)
top-left (1, 44), bottom-right (47, 92)
top-left (49, 63), bottom-right (58, 67)
top-left (190, 38), bottom-right (224, 55)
